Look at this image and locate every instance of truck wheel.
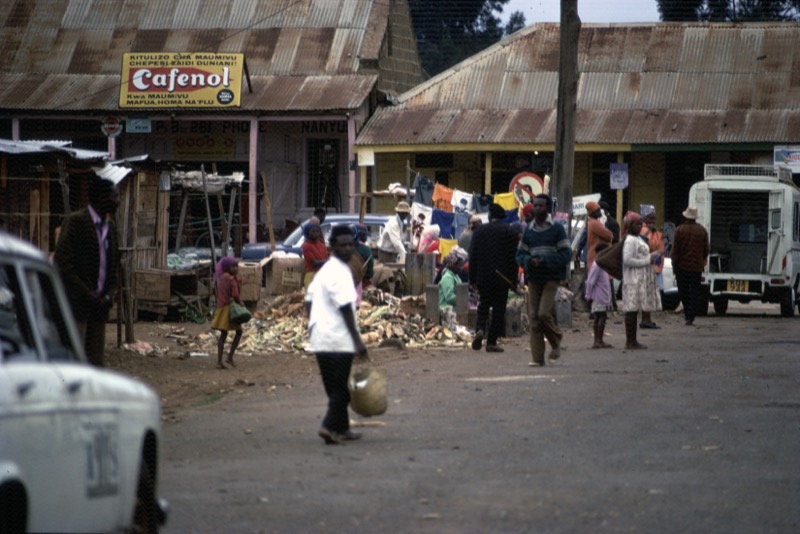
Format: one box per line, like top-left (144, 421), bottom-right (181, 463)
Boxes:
top-left (0, 482), bottom-right (27, 534)
top-left (660, 291), bottom-right (680, 311)
top-left (713, 298), bottom-right (728, 315)
top-left (132, 460), bottom-right (158, 534)
top-left (780, 289), bottom-right (795, 317)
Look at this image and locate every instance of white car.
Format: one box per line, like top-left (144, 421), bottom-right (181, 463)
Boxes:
top-left (0, 233), bottom-right (167, 533)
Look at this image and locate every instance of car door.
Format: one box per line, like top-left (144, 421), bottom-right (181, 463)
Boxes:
top-left (22, 265), bottom-right (124, 532)
top-left (0, 261), bottom-right (76, 531)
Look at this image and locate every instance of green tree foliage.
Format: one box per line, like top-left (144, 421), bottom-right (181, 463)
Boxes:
top-left (410, 0), bottom-right (526, 77)
top-left (657, 0), bottom-right (800, 21)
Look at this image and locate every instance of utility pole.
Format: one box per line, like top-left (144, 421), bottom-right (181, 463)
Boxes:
top-left (553, 0), bottom-right (580, 228)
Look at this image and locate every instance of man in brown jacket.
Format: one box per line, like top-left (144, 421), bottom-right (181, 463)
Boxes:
top-left (671, 206), bottom-right (709, 325)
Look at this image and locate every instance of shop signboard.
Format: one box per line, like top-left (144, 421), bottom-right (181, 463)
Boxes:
top-left (120, 53), bottom-right (244, 108)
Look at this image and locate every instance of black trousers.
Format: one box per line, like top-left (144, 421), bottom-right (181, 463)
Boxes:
top-left (476, 284), bottom-right (508, 345)
top-left (675, 268), bottom-right (702, 322)
top-left (315, 352), bottom-right (354, 434)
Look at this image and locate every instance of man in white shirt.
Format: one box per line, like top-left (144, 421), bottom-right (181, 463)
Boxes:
top-left (305, 224), bottom-right (368, 444)
top-left (378, 201), bottom-right (410, 264)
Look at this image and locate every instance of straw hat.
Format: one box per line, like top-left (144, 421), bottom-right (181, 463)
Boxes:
top-left (395, 201), bottom-right (411, 213)
top-left (682, 206), bottom-right (699, 219)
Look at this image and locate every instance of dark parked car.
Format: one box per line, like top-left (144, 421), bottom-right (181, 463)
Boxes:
top-left (241, 213), bottom-right (392, 261)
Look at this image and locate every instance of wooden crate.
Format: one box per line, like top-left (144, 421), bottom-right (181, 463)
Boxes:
top-left (134, 269), bottom-right (172, 302)
top-left (238, 262), bottom-right (262, 302)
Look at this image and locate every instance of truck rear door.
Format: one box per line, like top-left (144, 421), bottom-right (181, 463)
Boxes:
top-left (767, 190), bottom-right (784, 275)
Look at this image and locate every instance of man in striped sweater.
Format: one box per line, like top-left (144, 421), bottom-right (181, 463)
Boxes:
top-left (517, 194), bottom-right (573, 366)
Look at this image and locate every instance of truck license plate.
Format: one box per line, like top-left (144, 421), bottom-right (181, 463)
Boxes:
top-left (727, 279), bottom-right (749, 292)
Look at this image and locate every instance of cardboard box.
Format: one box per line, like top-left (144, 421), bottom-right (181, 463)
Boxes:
top-left (238, 262), bottom-right (262, 302)
top-left (134, 269), bottom-right (172, 302)
top-left (266, 257), bottom-right (305, 295)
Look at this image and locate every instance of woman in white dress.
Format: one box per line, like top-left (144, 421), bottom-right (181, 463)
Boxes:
top-left (621, 212), bottom-right (662, 349)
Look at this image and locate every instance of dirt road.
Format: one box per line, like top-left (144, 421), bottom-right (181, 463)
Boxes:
top-left (107, 303), bottom-right (800, 533)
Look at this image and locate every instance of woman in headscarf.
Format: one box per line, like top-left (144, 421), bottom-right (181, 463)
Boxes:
top-left (438, 247), bottom-right (468, 310)
top-left (211, 256), bottom-right (244, 369)
top-left (639, 205), bottom-right (664, 329)
top-left (621, 211), bottom-right (661, 350)
top-left (302, 222), bottom-right (328, 287)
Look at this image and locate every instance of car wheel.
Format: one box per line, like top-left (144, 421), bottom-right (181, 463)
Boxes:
top-left (660, 291), bottom-right (680, 311)
top-left (0, 482), bottom-right (27, 534)
top-left (713, 298), bottom-right (728, 315)
top-left (779, 288), bottom-right (795, 318)
top-left (132, 461), bottom-right (158, 534)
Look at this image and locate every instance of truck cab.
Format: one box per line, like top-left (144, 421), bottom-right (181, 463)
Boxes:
top-left (689, 164), bottom-right (800, 317)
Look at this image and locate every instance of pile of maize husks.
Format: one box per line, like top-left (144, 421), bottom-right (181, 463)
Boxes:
top-left (194, 289), bottom-right (475, 354)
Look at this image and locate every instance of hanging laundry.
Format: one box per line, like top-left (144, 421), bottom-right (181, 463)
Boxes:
top-left (493, 191), bottom-right (519, 211)
top-left (412, 174), bottom-right (435, 206)
top-left (473, 194), bottom-right (493, 213)
top-left (432, 184), bottom-right (454, 212)
top-left (451, 189), bottom-right (475, 215)
top-left (453, 212), bottom-right (470, 239)
top-left (410, 203), bottom-right (433, 250)
top-left (430, 209), bottom-right (455, 239)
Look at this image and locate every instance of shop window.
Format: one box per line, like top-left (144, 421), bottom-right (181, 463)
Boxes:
top-left (306, 139), bottom-right (341, 211)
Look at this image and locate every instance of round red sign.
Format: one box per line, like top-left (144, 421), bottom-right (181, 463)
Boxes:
top-left (101, 116), bottom-right (123, 138)
top-left (509, 172), bottom-right (545, 206)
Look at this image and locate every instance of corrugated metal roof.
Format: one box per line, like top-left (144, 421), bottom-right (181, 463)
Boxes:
top-left (0, 72), bottom-right (378, 112)
top-left (0, 0), bottom-right (396, 112)
top-left (357, 22), bottom-right (800, 147)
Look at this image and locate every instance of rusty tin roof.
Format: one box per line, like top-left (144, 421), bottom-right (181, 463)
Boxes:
top-left (356, 22), bottom-right (800, 147)
top-left (0, 0), bottom-right (393, 112)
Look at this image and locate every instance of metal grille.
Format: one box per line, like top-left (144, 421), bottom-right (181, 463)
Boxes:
top-left (705, 164), bottom-right (792, 182)
top-left (709, 191), bottom-right (769, 275)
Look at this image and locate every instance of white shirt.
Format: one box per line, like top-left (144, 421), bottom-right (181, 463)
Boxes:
top-left (305, 255), bottom-right (359, 353)
top-left (378, 213), bottom-right (407, 263)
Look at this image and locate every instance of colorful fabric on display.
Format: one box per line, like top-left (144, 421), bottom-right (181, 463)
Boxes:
top-left (473, 194), bottom-right (493, 213)
top-left (453, 212), bottom-right (470, 239)
top-left (451, 190), bottom-right (475, 214)
top-left (504, 209), bottom-right (520, 224)
top-left (410, 203), bottom-right (433, 249)
top-left (430, 209), bottom-right (456, 238)
top-left (493, 191), bottom-right (518, 211)
top-left (413, 174), bottom-right (435, 206)
top-left (432, 184), bottom-right (454, 212)
top-left (439, 238), bottom-right (458, 259)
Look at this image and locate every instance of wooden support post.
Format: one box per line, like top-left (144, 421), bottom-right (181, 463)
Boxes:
top-left (259, 171), bottom-right (277, 252)
top-left (225, 186), bottom-right (237, 255)
top-left (175, 189), bottom-right (189, 251)
top-left (201, 166), bottom-right (218, 267)
top-left (425, 284), bottom-right (440, 324)
top-left (455, 283), bottom-right (469, 325)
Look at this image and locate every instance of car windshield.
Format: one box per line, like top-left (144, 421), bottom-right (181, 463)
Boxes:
top-left (0, 261), bottom-right (80, 362)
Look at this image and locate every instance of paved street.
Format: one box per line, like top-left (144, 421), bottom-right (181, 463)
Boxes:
top-left (158, 304), bottom-right (800, 533)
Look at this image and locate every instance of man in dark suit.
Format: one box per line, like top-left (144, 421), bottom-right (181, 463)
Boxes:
top-left (55, 176), bottom-right (120, 366)
top-left (469, 203), bottom-right (519, 352)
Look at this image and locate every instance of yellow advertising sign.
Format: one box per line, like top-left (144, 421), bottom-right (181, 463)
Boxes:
top-left (120, 53), bottom-right (243, 108)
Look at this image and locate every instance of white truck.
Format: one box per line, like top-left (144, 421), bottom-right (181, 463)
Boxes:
top-left (688, 164), bottom-right (800, 317)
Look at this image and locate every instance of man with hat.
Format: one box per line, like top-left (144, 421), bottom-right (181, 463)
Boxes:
top-left (378, 200), bottom-right (411, 264)
top-left (469, 203), bottom-right (519, 352)
top-left (54, 174), bottom-right (120, 367)
top-left (671, 205), bottom-right (710, 325)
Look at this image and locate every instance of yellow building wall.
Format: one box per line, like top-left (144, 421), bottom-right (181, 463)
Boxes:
top-left (630, 152), bottom-right (666, 225)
